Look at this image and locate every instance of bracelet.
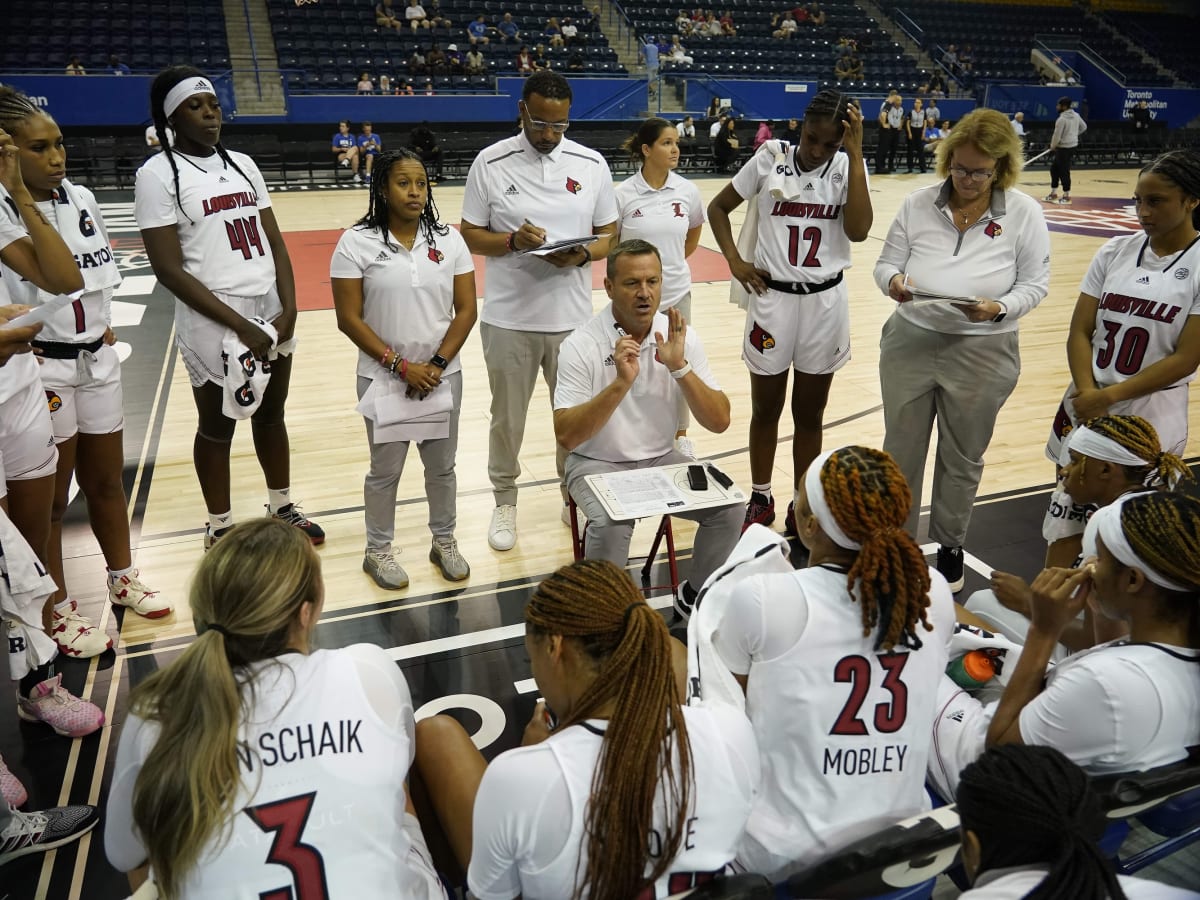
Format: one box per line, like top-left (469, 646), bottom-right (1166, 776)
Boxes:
top-left (381, 347), bottom-right (393, 368)
top-left (389, 352), bottom-right (402, 374)
top-left (575, 245), bottom-right (591, 268)
top-left (670, 361), bottom-right (692, 380)
top-left (505, 232), bottom-right (517, 253)
top-left (400, 358), bottom-right (409, 381)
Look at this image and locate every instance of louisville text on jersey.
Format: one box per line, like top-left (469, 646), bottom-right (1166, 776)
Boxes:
top-left (202, 191), bottom-right (259, 217)
top-left (1098, 291), bottom-right (1182, 324)
top-left (769, 201), bottom-right (841, 220)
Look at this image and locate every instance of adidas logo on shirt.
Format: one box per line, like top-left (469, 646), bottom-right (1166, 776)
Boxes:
top-left (803, 183), bottom-right (815, 191)
top-left (218, 175), bottom-right (229, 183)
top-left (1136, 275), bottom-right (1151, 284)
top-left (631, 209), bottom-right (643, 218)
top-left (505, 184), bottom-right (520, 195)
top-left (948, 709), bottom-right (965, 723)
top-left (375, 251), bottom-right (391, 262)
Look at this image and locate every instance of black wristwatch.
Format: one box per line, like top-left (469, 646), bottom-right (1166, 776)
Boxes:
top-left (430, 354), bottom-right (449, 369)
top-left (991, 303), bottom-right (1007, 324)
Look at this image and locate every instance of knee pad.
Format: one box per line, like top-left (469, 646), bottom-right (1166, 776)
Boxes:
top-left (196, 428), bottom-right (235, 445)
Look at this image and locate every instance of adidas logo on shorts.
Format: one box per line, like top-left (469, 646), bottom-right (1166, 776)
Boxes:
top-left (505, 184), bottom-right (519, 195)
top-left (375, 251), bottom-right (391, 262)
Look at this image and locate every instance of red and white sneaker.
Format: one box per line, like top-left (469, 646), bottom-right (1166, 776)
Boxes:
top-left (16, 674), bottom-right (105, 738)
top-left (0, 754), bottom-right (28, 808)
top-left (108, 570), bottom-right (172, 619)
top-left (742, 491), bottom-right (776, 532)
top-left (51, 603), bottom-right (112, 658)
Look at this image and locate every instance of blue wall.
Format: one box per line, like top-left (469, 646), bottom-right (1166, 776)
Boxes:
top-left (0, 73), bottom-right (237, 126)
top-left (980, 84), bottom-right (1085, 121)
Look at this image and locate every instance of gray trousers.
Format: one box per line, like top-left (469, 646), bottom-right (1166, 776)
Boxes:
top-left (565, 450), bottom-right (743, 589)
top-left (879, 312), bottom-right (1020, 547)
top-left (358, 371), bottom-right (461, 551)
top-left (480, 322), bottom-right (570, 506)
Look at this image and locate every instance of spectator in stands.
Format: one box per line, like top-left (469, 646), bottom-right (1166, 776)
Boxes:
top-left (928, 71), bottom-right (946, 98)
top-left (923, 119), bottom-right (950, 162)
top-left (531, 44), bottom-right (550, 71)
top-left (712, 116), bottom-right (740, 172)
top-left (703, 12), bottom-right (724, 36)
top-left (64, 55), bottom-right (86, 75)
top-left (1011, 111), bottom-right (1025, 140)
top-left (465, 46), bottom-right (486, 75)
top-left (406, 0), bottom-right (431, 31)
top-left (845, 52), bottom-right (864, 82)
top-left (834, 35), bottom-right (855, 58)
top-left (677, 115), bottom-right (697, 158)
top-left (833, 53), bottom-right (854, 82)
top-left (790, 3), bottom-right (810, 25)
top-left (906, 97), bottom-right (928, 173)
top-left (780, 117), bottom-right (801, 144)
top-left (543, 17), bottom-right (564, 48)
top-left (467, 14), bottom-right (491, 45)
top-left (375, 0), bottom-right (404, 31)
top-left (942, 44), bottom-right (959, 76)
top-left (719, 10), bottom-right (736, 35)
top-left (396, 77), bottom-right (415, 95)
top-left (567, 50), bottom-right (584, 71)
top-left (1129, 99), bottom-right (1153, 158)
top-left (583, 4), bottom-right (602, 33)
top-left (561, 17), bottom-right (580, 46)
top-left (108, 55), bottom-right (131, 75)
top-left (407, 46), bottom-right (427, 77)
top-left (1045, 96), bottom-right (1087, 205)
top-left (332, 119), bottom-right (362, 181)
top-left (426, 42), bottom-right (447, 75)
top-left (357, 122), bottom-right (382, 183)
top-left (752, 120), bottom-right (772, 151)
top-left (357, 72), bottom-right (374, 95)
top-left (516, 44), bottom-right (534, 74)
top-left (379, 73), bottom-right (392, 93)
top-left (675, 9), bottom-right (693, 35)
top-left (497, 12), bottom-right (521, 42)
top-left (408, 124), bottom-right (441, 179)
top-left (445, 43), bottom-right (465, 73)
top-left (772, 11), bottom-right (797, 39)
top-left (668, 35), bottom-right (693, 66)
top-left (806, 1), bottom-right (825, 26)
top-left (641, 37), bottom-right (659, 87)
top-left (427, 0), bottom-right (451, 29)
top-left (876, 93), bottom-right (904, 175)
top-left (423, 79), bottom-right (435, 95)
top-left (706, 96), bottom-right (721, 120)
top-left (926, 98), bottom-right (941, 129)
top-left (145, 122), bottom-right (165, 153)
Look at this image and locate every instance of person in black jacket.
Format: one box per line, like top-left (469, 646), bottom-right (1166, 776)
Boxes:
top-left (409, 123), bottom-right (444, 182)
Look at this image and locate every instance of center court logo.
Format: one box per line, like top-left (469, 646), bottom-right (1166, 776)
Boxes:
top-left (1041, 197), bottom-right (1140, 238)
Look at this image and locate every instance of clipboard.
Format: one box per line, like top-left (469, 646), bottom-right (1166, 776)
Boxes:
top-left (523, 235), bottom-right (599, 257)
top-left (584, 462), bottom-right (745, 521)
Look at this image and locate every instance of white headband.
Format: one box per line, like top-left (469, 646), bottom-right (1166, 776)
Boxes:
top-left (1068, 425), bottom-right (1152, 469)
top-left (803, 449), bottom-right (861, 551)
top-left (165, 77), bottom-right (215, 118)
top-left (1082, 494), bottom-right (1192, 592)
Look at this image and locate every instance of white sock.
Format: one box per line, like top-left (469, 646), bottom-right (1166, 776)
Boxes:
top-left (267, 488), bottom-right (292, 514)
top-left (751, 483), bottom-right (772, 500)
top-left (107, 565), bottom-right (135, 582)
top-left (54, 598), bottom-right (75, 613)
top-left (209, 510), bottom-right (234, 532)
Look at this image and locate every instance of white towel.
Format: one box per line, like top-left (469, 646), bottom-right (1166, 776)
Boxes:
top-left (765, 140), bottom-right (802, 200)
top-left (686, 524), bottom-right (793, 712)
top-left (728, 199), bottom-right (759, 312)
top-left (220, 317), bottom-right (295, 420)
top-left (947, 622), bottom-right (1025, 687)
top-left (0, 508), bottom-right (59, 680)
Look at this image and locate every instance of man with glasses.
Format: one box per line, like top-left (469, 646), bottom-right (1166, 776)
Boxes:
top-left (461, 71), bottom-right (619, 551)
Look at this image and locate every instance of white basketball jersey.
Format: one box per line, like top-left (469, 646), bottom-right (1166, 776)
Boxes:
top-left (740, 566), bottom-right (948, 872)
top-left (134, 148), bottom-right (277, 297)
top-left (112, 646), bottom-right (422, 898)
top-left (731, 141), bottom-right (856, 282)
top-left (0, 202), bottom-right (45, 403)
top-left (1081, 232), bottom-right (1200, 388)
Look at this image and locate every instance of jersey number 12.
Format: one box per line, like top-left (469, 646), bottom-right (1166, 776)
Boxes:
top-left (786, 225), bottom-right (823, 268)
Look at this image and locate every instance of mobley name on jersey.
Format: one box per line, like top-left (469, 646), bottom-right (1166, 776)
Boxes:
top-left (822, 742), bottom-right (909, 776)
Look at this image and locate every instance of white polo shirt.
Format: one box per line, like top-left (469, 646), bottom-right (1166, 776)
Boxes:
top-left (553, 304), bottom-right (719, 462)
top-left (614, 170), bottom-right (704, 309)
top-left (330, 223), bottom-right (474, 379)
top-left (461, 131), bottom-right (618, 333)
top-left (873, 180), bottom-right (1050, 335)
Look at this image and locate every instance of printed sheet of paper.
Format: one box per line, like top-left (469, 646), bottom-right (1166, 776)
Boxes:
top-left (601, 468), bottom-right (688, 518)
top-left (523, 235), bottom-right (599, 257)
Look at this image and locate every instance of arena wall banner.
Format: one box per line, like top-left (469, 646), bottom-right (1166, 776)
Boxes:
top-left (980, 84), bottom-right (1085, 121)
top-left (0, 73), bottom-right (236, 126)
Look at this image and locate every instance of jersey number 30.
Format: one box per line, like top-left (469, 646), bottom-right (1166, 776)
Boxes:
top-left (829, 652), bottom-right (909, 735)
top-left (245, 792), bottom-right (330, 900)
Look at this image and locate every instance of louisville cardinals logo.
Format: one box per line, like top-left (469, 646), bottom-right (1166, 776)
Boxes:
top-left (428, 247), bottom-right (444, 264)
top-left (984, 221), bottom-right (1003, 239)
top-left (749, 322), bottom-right (775, 352)
top-left (565, 177), bottom-right (582, 194)
top-left (671, 202), bottom-right (685, 218)
top-left (45, 390), bottom-right (62, 413)
top-left (1051, 402), bottom-right (1073, 442)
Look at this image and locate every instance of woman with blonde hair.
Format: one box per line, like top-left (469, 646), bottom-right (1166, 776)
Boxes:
top-left (412, 559), bottom-right (759, 898)
top-left (104, 519), bottom-right (444, 899)
top-left (874, 107), bottom-right (1050, 592)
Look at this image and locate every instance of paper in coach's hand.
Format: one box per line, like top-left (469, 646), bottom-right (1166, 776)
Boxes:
top-left (522, 235), bottom-right (600, 257)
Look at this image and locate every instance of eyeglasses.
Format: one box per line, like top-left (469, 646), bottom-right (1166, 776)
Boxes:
top-left (949, 166), bottom-right (995, 182)
top-left (521, 103), bottom-right (570, 133)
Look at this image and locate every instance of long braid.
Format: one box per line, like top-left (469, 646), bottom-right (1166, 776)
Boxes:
top-left (0, 84), bottom-right (43, 135)
top-left (1081, 414), bottom-right (1193, 489)
top-left (1119, 492), bottom-right (1200, 597)
top-left (1140, 149), bottom-right (1200, 229)
top-left (353, 149), bottom-right (447, 252)
top-left (958, 745), bottom-right (1128, 900)
top-left (820, 446), bottom-right (933, 650)
top-left (803, 88), bottom-right (850, 135)
top-left (148, 66), bottom-right (200, 223)
top-left (526, 560), bottom-right (692, 900)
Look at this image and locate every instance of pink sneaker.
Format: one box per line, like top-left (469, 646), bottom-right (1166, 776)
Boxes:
top-left (0, 754), bottom-right (28, 808)
top-left (16, 674), bottom-right (105, 738)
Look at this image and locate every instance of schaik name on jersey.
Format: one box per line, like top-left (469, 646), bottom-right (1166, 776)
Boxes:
top-left (236, 718), bottom-right (365, 771)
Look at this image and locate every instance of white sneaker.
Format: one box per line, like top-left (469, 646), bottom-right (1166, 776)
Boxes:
top-left (51, 604), bottom-right (112, 659)
top-left (674, 435), bottom-right (697, 459)
top-left (340, 158), bottom-right (351, 168)
top-left (561, 502), bottom-right (586, 533)
top-left (108, 570), bottom-right (172, 619)
top-left (353, 173), bottom-right (363, 183)
top-left (1042, 192), bottom-right (1058, 202)
top-left (488, 504), bottom-right (517, 551)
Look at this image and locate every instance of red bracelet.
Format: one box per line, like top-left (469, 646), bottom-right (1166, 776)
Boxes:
top-left (505, 232), bottom-right (516, 253)
top-left (381, 347), bottom-right (393, 368)
top-left (400, 358), bottom-right (408, 380)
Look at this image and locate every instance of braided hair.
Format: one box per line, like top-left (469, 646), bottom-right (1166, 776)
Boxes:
top-left (802, 88), bottom-right (851, 137)
top-left (957, 745), bottom-right (1128, 900)
top-left (353, 148), bottom-right (448, 252)
top-left (1078, 414), bottom-right (1193, 490)
top-left (1140, 149), bottom-right (1200, 229)
top-left (819, 446), bottom-right (933, 651)
top-left (525, 559), bottom-right (692, 900)
top-left (1119, 492), bottom-right (1200, 600)
top-left (148, 66), bottom-right (258, 224)
top-left (0, 84), bottom-right (47, 136)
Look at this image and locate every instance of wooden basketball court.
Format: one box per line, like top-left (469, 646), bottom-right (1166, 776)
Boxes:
top-left (8, 160), bottom-right (1199, 898)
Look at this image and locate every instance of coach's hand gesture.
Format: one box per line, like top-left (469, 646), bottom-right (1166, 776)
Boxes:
top-left (613, 334), bottom-right (640, 386)
top-left (654, 307), bottom-right (688, 372)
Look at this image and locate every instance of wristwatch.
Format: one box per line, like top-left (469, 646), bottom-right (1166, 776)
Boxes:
top-left (430, 354), bottom-right (449, 369)
top-left (991, 302), bottom-right (1008, 324)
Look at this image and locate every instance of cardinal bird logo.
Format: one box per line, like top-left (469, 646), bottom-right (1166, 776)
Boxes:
top-left (749, 322), bottom-right (775, 351)
top-left (45, 390), bottom-right (62, 412)
top-left (565, 177), bottom-right (583, 194)
top-left (428, 247), bottom-right (444, 264)
top-left (984, 221), bottom-right (1003, 239)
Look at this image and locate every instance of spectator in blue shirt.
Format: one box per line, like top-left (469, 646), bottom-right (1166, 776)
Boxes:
top-left (357, 122), bottom-right (383, 183)
top-left (108, 55), bottom-right (131, 75)
top-left (497, 12), bottom-right (521, 42)
top-left (332, 119), bottom-right (362, 182)
top-left (467, 14), bottom-right (491, 45)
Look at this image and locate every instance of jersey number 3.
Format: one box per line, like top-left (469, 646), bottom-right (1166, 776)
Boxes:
top-left (245, 792), bottom-right (330, 900)
top-left (829, 652), bottom-right (909, 735)
top-left (786, 225), bottom-right (823, 268)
